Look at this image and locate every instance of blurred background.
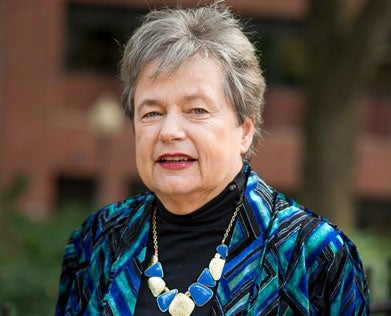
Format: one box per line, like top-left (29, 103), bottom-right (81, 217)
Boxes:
top-left (0, 0), bottom-right (390, 314)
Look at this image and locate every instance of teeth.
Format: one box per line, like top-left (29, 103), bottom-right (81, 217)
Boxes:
top-left (161, 157), bottom-right (190, 162)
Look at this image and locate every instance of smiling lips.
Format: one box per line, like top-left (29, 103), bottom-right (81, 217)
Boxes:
top-left (157, 154), bottom-right (196, 170)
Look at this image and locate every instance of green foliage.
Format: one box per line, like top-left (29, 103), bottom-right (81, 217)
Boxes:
top-left (0, 174), bottom-right (28, 207)
top-left (0, 203), bottom-right (389, 315)
top-left (0, 203), bottom-right (89, 316)
top-left (349, 230), bottom-right (391, 302)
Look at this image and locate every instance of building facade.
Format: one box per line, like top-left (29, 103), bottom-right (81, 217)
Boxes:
top-left (0, 0), bottom-right (390, 227)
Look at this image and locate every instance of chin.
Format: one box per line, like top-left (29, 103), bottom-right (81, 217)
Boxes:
top-left (154, 181), bottom-right (197, 196)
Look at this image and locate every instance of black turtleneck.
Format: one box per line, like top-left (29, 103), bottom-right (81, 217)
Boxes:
top-left (134, 169), bottom-right (246, 315)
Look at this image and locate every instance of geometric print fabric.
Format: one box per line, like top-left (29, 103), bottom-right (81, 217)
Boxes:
top-left (56, 167), bottom-right (370, 315)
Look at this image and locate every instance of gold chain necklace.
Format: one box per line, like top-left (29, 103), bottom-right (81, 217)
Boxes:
top-left (144, 194), bottom-right (244, 316)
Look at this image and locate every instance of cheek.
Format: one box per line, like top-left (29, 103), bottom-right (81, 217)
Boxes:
top-left (135, 143), bottom-right (145, 171)
top-left (203, 126), bottom-right (231, 145)
top-left (135, 127), bottom-right (159, 168)
top-left (134, 132), bottom-right (150, 167)
top-left (135, 127), bottom-right (153, 150)
top-left (134, 136), bottom-right (143, 158)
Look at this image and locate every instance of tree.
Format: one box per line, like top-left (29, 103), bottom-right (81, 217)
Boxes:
top-left (301, 0), bottom-right (391, 229)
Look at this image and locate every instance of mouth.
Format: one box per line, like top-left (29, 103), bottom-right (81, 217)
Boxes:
top-left (156, 154), bottom-right (196, 170)
top-left (157, 154), bottom-right (196, 164)
top-left (158, 156), bottom-right (196, 162)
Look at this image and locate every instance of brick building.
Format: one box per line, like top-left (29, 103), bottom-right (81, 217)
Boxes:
top-left (0, 0), bottom-right (390, 226)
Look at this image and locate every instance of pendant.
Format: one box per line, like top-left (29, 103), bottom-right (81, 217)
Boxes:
top-left (147, 193), bottom-right (243, 315)
top-left (188, 283), bottom-right (213, 306)
top-left (146, 245), bottom-right (228, 315)
top-left (168, 293), bottom-right (195, 316)
top-left (148, 277), bottom-right (166, 297)
top-left (197, 268), bottom-right (216, 287)
top-left (209, 256), bottom-right (225, 280)
top-left (157, 289), bottom-right (178, 312)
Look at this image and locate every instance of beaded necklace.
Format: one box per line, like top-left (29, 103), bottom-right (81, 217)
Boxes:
top-left (144, 193), bottom-right (244, 316)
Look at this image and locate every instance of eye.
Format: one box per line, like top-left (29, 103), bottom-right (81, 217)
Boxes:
top-left (192, 108), bottom-right (208, 115)
top-left (142, 111), bottom-right (161, 119)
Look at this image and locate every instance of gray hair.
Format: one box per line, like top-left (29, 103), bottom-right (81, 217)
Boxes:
top-left (120, 3), bottom-right (266, 158)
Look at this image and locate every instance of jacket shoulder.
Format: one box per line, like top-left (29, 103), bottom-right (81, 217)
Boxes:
top-left (70, 192), bottom-right (154, 260)
top-left (248, 173), bottom-right (369, 313)
top-left (248, 171), bottom-right (361, 268)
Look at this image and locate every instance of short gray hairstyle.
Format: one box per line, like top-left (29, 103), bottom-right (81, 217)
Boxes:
top-left (120, 3), bottom-right (266, 158)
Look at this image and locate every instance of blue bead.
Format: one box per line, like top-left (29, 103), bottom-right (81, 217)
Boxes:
top-left (188, 283), bottom-right (213, 306)
top-left (157, 289), bottom-right (178, 312)
top-left (144, 262), bottom-right (164, 278)
top-left (197, 268), bottom-right (216, 287)
top-left (216, 244), bottom-right (228, 259)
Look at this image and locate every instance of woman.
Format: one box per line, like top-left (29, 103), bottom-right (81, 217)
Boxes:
top-left (56, 3), bottom-right (369, 315)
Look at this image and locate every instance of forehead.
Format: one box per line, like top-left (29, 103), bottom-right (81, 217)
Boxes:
top-left (134, 56), bottom-right (226, 101)
top-left (139, 56), bottom-right (223, 84)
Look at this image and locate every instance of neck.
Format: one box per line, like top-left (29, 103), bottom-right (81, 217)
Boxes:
top-left (156, 191), bottom-right (220, 215)
top-left (155, 164), bottom-right (248, 215)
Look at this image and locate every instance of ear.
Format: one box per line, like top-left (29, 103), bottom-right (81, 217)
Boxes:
top-left (240, 119), bottom-right (254, 155)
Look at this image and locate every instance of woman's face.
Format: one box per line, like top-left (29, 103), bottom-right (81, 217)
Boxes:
top-left (133, 56), bottom-right (254, 213)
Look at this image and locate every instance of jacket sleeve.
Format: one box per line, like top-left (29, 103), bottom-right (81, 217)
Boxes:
top-left (55, 221), bottom-right (91, 316)
top-left (277, 210), bottom-right (370, 315)
top-left (313, 230), bottom-right (370, 315)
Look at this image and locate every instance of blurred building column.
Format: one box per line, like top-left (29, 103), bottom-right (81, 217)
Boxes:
top-left (89, 93), bottom-right (124, 206)
top-left (0, 0), bottom-right (5, 234)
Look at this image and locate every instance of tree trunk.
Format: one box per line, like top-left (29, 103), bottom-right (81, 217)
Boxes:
top-left (301, 0), bottom-right (391, 229)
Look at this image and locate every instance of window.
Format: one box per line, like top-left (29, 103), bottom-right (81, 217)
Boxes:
top-left (244, 18), bottom-right (305, 86)
top-left (65, 3), bottom-right (146, 73)
top-left (56, 175), bottom-right (96, 211)
top-left (358, 199), bottom-right (391, 231)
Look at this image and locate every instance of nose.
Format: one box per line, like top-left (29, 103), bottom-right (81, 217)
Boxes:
top-left (159, 111), bottom-right (186, 142)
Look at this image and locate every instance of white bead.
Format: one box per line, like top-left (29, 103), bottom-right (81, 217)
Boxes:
top-left (168, 292), bottom-right (195, 316)
top-left (147, 277), bottom-right (166, 297)
top-left (209, 257), bottom-right (225, 281)
top-left (151, 255), bottom-right (159, 264)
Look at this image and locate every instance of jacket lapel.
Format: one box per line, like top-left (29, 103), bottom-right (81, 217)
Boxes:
top-left (215, 172), bottom-right (276, 315)
top-left (102, 172), bottom-right (278, 315)
top-left (102, 196), bottom-right (154, 315)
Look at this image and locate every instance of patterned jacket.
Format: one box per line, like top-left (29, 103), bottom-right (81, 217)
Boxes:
top-left (56, 170), bottom-right (370, 315)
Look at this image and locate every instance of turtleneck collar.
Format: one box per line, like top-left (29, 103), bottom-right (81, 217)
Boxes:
top-left (155, 163), bottom-right (249, 228)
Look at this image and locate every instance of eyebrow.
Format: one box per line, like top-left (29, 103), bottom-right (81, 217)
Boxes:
top-left (138, 93), bottom-right (209, 107)
top-left (136, 98), bottom-right (161, 112)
